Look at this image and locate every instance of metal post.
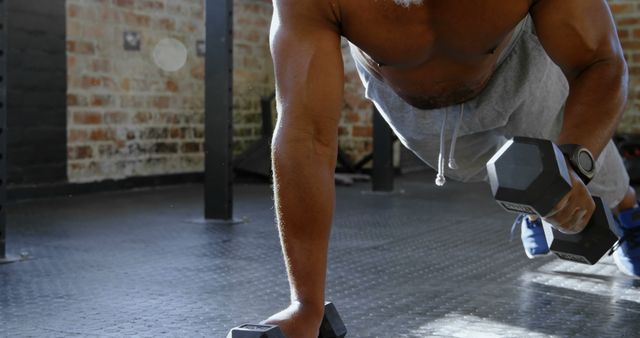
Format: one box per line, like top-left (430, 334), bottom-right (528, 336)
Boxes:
top-left (0, 0), bottom-right (16, 264)
top-left (260, 94), bottom-right (274, 140)
top-left (204, 0), bottom-right (235, 221)
top-left (372, 106), bottom-right (394, 192)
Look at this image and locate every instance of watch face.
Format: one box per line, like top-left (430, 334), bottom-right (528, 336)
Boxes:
top-left (578, 150), bottom-right (594, 172)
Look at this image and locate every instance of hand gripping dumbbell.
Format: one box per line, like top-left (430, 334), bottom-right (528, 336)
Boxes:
top-left (486, 136), bottom-right (618, 264)
top-left (228, 302), bottom-right (347, 338)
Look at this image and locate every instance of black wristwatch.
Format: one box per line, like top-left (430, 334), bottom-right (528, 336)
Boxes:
top-left (559, 144), bottom-right (596, 185)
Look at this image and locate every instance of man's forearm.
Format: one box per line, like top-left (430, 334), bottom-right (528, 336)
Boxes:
top-left (272, 133), bottom-right (337, 311)
top-left (558, 58), bottom-right (628, 158)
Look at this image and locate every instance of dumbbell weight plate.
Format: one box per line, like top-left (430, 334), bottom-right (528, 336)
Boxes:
top-left (487, 137), bottom-right (572, 216)
top-left (549, 196), bottom-right (618, 265)
top-left (320, 302), bottom-right (347, 338)
top-left (229, 324), bottom-right (285, 338)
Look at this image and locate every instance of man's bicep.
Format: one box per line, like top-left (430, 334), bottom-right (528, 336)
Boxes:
top-left (270, 5), bottom-right (344, 149)
top-left (530, 0), bottom-right (624, 78)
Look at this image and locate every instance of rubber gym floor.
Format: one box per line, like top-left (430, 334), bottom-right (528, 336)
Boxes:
top-left (1, 171), bottom-right (639, 337)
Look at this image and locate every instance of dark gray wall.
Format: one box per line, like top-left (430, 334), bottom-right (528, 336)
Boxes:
top-left (7, 0), bottom-right (67, 185)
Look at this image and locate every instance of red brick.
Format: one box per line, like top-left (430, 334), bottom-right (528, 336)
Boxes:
top-left (67, 40), bottom-right (95, 55)
top-left (105, 111), bottom-right (129, 124)
top-left (150, 96), bottom-right (171, 109)
top-left (98, 144), bottom-right (115, 157)
top-left (90, 128), bottom-right (114, 141)
top-left (91, 95), bottom-right (112, 107)
top-left (68, 129), bottom-right (89, 143)
top-left (81, 76), bottom-right (102, 88)
top-left (193, 127), bottom-right (205, 139)
top-left (152, 142), bottom-right (178, 154)
top-left (170, 127), bottom-right (183, 139)
top-left (124, 13), bottom-right (151, 28)
top-left (156, 18), bottom-right (176, 31)
top-left (84, 25), bottom-right (106, 39)
top-left (100, 8), bottom-right (121, 23)
top-left (191, 65), bottom-right (205, 80)
top-left (90, 59), bottom-right (110, 73)
top-left (610, 3), bottom-right (634, 14)
top-left (156, 112), bottom-right (181, 124)
top-left (617, 17), bottom-right (640, 26)
top-left (67, 4), bottom-right (81, 17)
top-left (138, 0), bottom-right (165, 10)
top-left (68, 55), bottom-right (77, 70)
top-left (114, 0), bottom-right (134, 8)
top-left (67, 94), bottom-right (79, 106)
top-left (619, 29), bottom-right (630, 40)
top-left (622, 41), bottom-right (640, 50)
top-left (69, 145), bottom-right (94, 160)
top-left (73, 112), bottom-right (102, 125)
top-left (139, 127), bottom-right (169, 140)
top-left (120, 96), bottom-right (146, 109)
top-left (165, 80), bottom-right (179, 92)
top-left (121, 79), bottom-right (131, 91)
top-left (191, 6), bottom-right (204, 20)
top-left (345, 111), bottom-right (360, 123)
top-left (181, 142), bottom-right (201, 153)
top-left (352, 126), bottom-right (373, 138)
top-left (133, 111), bottom-right (153, 123)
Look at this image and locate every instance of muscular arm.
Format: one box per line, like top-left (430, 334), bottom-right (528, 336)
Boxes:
top-left (530, 0), bottom-right (628, 158)
top-left (270, 0), bottom-right (343, 313)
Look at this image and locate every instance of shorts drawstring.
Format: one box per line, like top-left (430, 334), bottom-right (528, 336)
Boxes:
top-left (435, 104), bottom-right (464, 187)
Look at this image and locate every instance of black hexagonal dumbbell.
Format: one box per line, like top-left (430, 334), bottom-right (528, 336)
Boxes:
top-left (228, 302), bottom-right (347, 338)
top-left (486, 136), bottom-right (618, 265)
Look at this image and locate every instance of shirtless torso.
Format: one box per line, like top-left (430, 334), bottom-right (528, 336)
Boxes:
top-left (342, 0), bottom-right (532, 109)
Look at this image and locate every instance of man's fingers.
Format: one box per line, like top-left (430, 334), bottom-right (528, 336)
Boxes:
top-left (556, 208), bottom-right (588, 234)
top-left (547, 201), bottom-right (578, 227)
top-left (545, 193), bottom-right (571, 218)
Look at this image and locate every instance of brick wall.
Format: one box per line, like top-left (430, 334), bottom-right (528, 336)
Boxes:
top-left (8, 0), bottom-right (67, 185)
top-left (63, 1), bottom-right (640, 183)
top-left (66, 0), bottom-right (206, 183)
top-left (610, 0), bottom-right (640, 133)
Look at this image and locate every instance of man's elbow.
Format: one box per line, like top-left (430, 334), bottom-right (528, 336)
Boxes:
top-left (606, 50), bottom-right (629, 84)
top-left (604, 52), bottom-right (629, 103)
top-left (573, 50), bottom-right (629, 93)
top-left (271, 127), bottom-right (339, 164)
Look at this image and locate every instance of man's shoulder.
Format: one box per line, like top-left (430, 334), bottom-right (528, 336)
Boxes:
top-left (273, 0), bottom-right (340, 25)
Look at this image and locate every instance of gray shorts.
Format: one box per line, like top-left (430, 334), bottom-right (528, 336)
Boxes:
top-left (352, 16), bottom-right (629, 208)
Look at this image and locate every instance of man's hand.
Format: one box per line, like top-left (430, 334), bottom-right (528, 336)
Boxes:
top-left (540, 164), bottom-right (595, 234)
top-left (261, 302), bottom-right (325, 338)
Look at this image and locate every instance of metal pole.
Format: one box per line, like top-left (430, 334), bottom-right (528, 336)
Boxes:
top-left (372, 106), bottom-right (394, 192)
top-left (0, 0), bottom-right (16, 264)
top-left (204, 0), bottom-right (234, 221)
